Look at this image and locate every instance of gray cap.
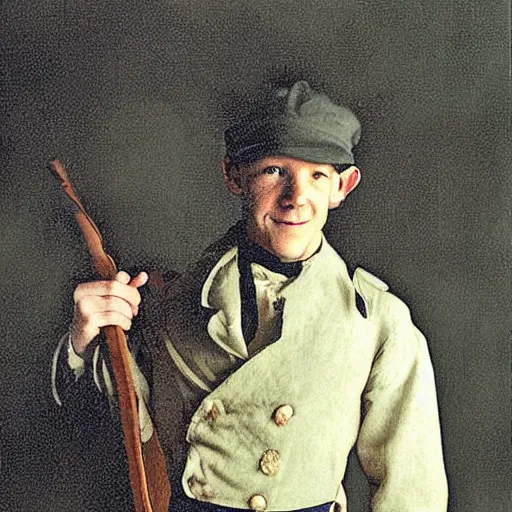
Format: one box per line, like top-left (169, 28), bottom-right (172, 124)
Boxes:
top-left (224, 81), bottom-right (361, 165)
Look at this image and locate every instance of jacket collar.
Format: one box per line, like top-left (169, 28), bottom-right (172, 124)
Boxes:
top-left (200, 230), bottom-right (335, 360)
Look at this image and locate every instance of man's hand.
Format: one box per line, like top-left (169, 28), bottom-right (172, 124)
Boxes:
top-left (70, 271), bottom-right (148, 355)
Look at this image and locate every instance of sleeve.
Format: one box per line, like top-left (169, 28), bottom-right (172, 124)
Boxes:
top-left (356, 294), bottom-right (448, 511)
top-left (51, 332), bottom-right (88, 406)
top-left (50, 329), bottom-right (156, 443)
top-left (51, 331), bottom-right (115, 405)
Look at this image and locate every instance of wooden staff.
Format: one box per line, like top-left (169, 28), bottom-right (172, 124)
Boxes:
top-left (49, 160), bottom-right (170, 512)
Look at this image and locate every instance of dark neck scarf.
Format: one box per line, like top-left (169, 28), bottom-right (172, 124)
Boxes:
top-left (236, 224), bottom-right (303, 343)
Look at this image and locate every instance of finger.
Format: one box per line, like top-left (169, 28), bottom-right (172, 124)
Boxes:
top-left (77, 294), bottom-right (137, 321)
top-left (100, 295), bottom-right (135, 319)
top-left (115, 271), bottom-right (131, 284)
top-left (93, 311), bottom-right (133, 331)
top-left (74, 280), bottom-right (142, 311)
top-left (129, 271), bottom-right (149, 289)
top-left (71, 308), bottom-right (133, 355)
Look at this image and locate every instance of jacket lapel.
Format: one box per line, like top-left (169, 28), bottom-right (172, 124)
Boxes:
top-left (201, 246), bottom-right (249, 360)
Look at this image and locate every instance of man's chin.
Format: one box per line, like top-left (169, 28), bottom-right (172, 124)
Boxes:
top-left (269, 242), bottom-right (311, 263)
top-left (249, 229), bottom-right (320, 262)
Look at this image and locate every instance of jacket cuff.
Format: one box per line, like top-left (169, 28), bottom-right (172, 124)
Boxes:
top-left (67, 334), bottom-right (86, 377)
top-left (51, 332), bottom-right (86, 406)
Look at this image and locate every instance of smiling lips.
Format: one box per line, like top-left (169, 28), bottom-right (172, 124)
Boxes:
top-left (272, 219), bottom-right (310, 226)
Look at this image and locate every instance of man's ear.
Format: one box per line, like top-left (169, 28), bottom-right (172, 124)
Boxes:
top-left (329, 166), bottom-right (361, 208)
top-left (221, 157), bottom-right (244, 196)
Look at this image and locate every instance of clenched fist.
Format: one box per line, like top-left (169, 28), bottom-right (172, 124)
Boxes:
top-left (70, 271), bottom-right (148, 355)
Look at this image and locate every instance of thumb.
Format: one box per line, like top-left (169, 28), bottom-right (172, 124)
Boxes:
top-left (114, 271), bottom-right (132, 284)
top-left (129, 271), bottom-right (149, 289)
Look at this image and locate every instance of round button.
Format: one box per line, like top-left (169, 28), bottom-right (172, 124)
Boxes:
top-left (259, 449), bottom-right (280, 476)
top-left (248, 494), bottom-right (267, 511)
top-left (187, 474), bottom-right (215, 499)
top-left (203, 402), bottom-right (219, 421)
top-left (273, 404), bottom-right (294, 427)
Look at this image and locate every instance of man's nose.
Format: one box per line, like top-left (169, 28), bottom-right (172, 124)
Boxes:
top-left (280, 175), bottom-right (308, 208)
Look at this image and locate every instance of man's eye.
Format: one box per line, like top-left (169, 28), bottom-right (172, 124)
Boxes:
top-left (263, 166), bottom-right (284, 176)
top-left (313, 171), bottom-right (328, 179)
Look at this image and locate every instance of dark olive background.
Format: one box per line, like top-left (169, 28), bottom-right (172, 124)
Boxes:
top-left (1, 1), bottom-right (510, 511)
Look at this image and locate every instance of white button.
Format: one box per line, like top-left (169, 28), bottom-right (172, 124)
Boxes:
top-left (259, 449), bottom-right (280, 476)
top-left (273, 404), bottom-right (294, 426)
top-left (248, 494), bottom-right (267, 511)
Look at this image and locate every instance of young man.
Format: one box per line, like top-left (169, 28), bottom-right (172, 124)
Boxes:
top-left (52, 81), bottom-right (448, 511)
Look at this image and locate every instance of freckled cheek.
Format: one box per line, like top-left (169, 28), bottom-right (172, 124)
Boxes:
top-left (248, 189), bottom-right (276, 218)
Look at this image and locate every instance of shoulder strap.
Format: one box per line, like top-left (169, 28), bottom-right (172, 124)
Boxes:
top-left (349, 266), bottom-right (389, 319)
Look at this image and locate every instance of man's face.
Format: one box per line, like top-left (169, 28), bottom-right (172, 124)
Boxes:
top-left (230, 156), bottom-right (345, 262)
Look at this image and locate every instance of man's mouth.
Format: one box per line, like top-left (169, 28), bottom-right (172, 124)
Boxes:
top-left (272, 219), bottom-right (309, 226)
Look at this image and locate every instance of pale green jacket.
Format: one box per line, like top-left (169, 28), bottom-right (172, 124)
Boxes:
top-left (52, 232), bottom-right (448, 511)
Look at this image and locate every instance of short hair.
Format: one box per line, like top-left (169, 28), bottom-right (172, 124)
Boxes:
top-left (333, 164), bottom-right (353, 174)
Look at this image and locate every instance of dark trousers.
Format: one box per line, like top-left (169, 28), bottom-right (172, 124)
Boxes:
top-left (170, 496), bottom-right (332, 512)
